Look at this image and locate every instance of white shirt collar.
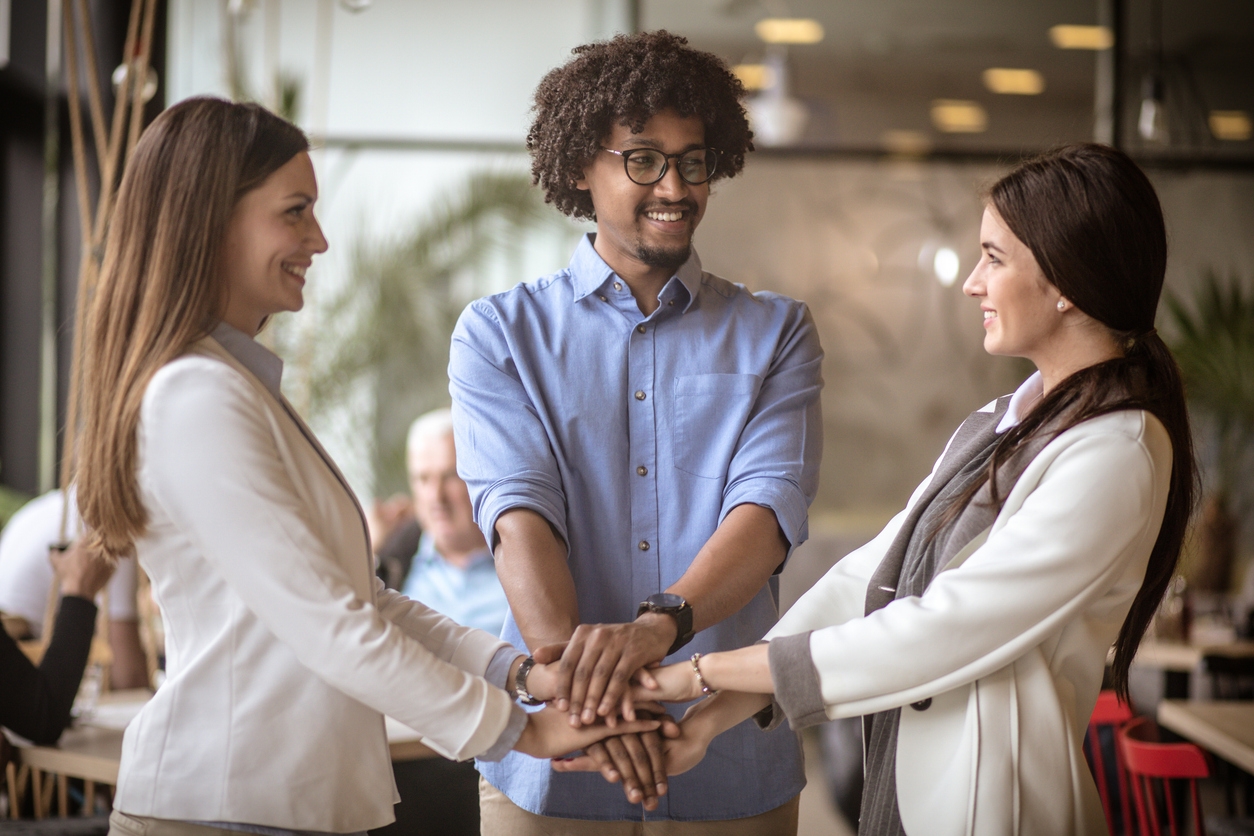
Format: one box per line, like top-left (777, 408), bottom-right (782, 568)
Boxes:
top-left (210, 321), bottom-right (284, 400)
top-left (996, 371), bottom-right (1044, 434)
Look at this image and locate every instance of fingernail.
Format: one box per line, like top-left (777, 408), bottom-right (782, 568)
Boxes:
top-left (657, 783), bottom-right (667, 795)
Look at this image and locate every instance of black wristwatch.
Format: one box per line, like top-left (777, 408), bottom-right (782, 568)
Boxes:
top-left (637, 592), bottom-right (694, 657)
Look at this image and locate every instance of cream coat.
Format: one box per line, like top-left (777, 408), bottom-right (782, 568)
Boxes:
top-left (113, 338), bottom-right (519, 831)
top-left (768, 404), bottom-right (1172, 836)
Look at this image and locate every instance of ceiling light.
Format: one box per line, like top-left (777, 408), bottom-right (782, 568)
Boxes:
top-left (733, 64), bottom-right (776, 92)
top-left (755, 18), bottom-right (824, 45)
top-left (880, 130), bottom-right (932, 156)
top-left (1049, 25), bottom-right (1114, 50)
top-left (1209, 111), bottom-right (1252, 141)
top-left (930, 100), bottom-right (988, 133)
top-left (983, 68), bottom-right (1045, 95)
top-left (933, 248), bottom-right (961, 286)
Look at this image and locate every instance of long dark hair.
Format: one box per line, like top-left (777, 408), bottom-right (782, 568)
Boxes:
top-left (958, 143), bottom-right (1196, 700)
top-left (76, 97), bottom-right (308, 559)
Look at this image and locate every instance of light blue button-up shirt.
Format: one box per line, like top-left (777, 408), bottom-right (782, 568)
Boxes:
top-left (450, 234), bottom-right (823, 821)
top-left (400, 534), bottom-right (509, 637)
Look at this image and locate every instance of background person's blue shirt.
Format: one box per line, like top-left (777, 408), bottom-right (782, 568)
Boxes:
top-left (399, 533), bottom-right (509, 637)
top-left (451, 234), bottom-right (823, 822)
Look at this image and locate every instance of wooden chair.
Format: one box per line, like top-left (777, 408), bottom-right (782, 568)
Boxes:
top-left (1119, 716), bottom-right (1210, 836)
top-left (1087, 690), bottom-right (1136, 835)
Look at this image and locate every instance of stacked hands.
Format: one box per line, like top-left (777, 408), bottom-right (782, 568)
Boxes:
top-left (514, 614), bottom-right (730, 811)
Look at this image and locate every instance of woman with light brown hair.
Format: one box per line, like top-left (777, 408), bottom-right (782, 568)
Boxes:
top-left (73, 97), bottom-right (656, 836)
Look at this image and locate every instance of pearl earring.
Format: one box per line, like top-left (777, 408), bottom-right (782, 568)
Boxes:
top-left (1057, 300), bottom-right (1066, 312)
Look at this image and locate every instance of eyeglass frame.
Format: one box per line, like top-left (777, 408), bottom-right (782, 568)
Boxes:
top-left (599, 146), bottom-right (720, 186)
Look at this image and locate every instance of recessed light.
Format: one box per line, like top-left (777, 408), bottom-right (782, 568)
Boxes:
top-left (1049, 25), bottom-right (1114, 50)
top-left (931, 100), bottom-right (988, 133)
top-left (983, 68), bottom-right (1045, 95)
top-left (733, 64), bottom-right (776, 92)
top-left (755, 18), bottom-right (824, 45)
top-left (1209, 111), bottom-right (1252, 141)
top-left (881, 130), bottom-right (932, 156)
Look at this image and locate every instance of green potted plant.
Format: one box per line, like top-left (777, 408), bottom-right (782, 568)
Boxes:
top-left (1165, 271), bottom-right (1254, 593)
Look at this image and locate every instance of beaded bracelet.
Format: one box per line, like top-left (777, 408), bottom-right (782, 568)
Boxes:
top-left (690, 652), bottom-right (717, 697)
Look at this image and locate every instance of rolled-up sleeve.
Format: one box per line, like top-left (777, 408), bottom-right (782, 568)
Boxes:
top-left (449, 301), bottom-right (568, 549)
top-left (720, 301), bottom-right (823, 556)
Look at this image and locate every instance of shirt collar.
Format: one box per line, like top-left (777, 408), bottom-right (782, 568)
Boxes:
top-left (996, 371), bottom-right (1044, 433)
top-left (210, 321), bottom-right (284, 400)
top-left (416, 532), bottom-right (494, 569)
top-left (569, 233), bottom-right (703, 313)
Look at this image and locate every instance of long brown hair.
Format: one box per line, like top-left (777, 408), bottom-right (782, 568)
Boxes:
top-left (75, 97), bottom-right (307, 559)
top-left (957, 144), bottom-right (1196, 699)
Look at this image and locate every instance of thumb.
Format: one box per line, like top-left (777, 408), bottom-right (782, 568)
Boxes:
top-left (533, 642), bottom-right (568, 665)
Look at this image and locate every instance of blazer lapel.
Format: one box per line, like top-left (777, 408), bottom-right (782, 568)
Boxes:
top-left (864, 396), bottom-right (1011, 616)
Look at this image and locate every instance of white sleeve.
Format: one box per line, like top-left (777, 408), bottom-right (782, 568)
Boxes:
top-left (806, 421), bottom-right (1170, 718)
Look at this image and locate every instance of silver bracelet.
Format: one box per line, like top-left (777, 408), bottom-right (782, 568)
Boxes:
top-left (690, 652), bottom-right (717, 697)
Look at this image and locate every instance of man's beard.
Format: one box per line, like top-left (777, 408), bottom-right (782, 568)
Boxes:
top-left (635, 240), bottom-right (691, 272)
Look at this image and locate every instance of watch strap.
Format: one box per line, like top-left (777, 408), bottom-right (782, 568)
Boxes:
top-left (513, 656), bottom-right (543, 706)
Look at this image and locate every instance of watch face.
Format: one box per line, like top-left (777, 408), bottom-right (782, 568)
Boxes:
top-left (649, 593), bottom-right (686, 610)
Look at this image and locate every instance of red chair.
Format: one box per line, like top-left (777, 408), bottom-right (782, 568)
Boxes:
top-left (1087, 690), bottom-right (1136, 834)
top-left (1119, 716), bottom-right (1211, 836)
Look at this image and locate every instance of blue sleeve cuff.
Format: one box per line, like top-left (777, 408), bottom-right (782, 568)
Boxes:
top-left (479, 475), bottom-right (568, 551)
top-left (720, 476), bottom-right (810, 558)
top-left (478, 703), bottom-right (528, 762)
top-left (485, 647), bottom-right (525, 691)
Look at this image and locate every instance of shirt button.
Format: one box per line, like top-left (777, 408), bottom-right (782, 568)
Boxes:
top-left (638, 540), bottom-right (650, 551)
top-left (636, 465), bottom-right (648, 476)
top-left (668, 300), bottom-right (675, 306)
top-left (598, 294), bottom-right (607, 302)
top-left (634, 390), bottom-right (646, 401)
top-left (614, 282), bottom-right (623, 291)
top-left (636, 324), bottom-right (646, 334)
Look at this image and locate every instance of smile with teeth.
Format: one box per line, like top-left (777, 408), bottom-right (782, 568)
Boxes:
top-left (983, 310), bottom-right (997, 320)
top-left (645, 209), bottom-right (685, 222)
top-left (282, 262), bottom-right (307, 279)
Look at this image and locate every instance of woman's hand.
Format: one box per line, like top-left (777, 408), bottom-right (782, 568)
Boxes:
top-left (663, 709), bottom-right (713, 776)
top-left (631, 659), bottom-right (702, 704)
top-left (513, 705), bottom-right (660, 760)
top-left (50, 540), bottom-right (115, 600)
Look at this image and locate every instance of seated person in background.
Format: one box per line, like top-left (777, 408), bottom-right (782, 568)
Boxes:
top-left (399, 408), bottom-right (509, 636)
top-left (370, 408), bottom-right (511, 836)
top-left (0, 539), bottom-right (115, 745)
top-left (0, 489), bottom-right (149, 689)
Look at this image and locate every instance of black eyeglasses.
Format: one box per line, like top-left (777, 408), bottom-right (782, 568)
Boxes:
top-left (600, 147), bottom-right (720, 186)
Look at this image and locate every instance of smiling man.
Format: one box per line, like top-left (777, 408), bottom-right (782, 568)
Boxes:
top-left (449, 31), bottom-right (823, 834)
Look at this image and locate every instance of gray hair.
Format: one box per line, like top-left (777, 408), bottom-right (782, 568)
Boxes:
top-left (406, 408), bottom-right (455, 457)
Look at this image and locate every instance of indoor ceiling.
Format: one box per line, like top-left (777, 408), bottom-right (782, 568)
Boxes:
top-left (640, 0), bottom-right (1254, 161)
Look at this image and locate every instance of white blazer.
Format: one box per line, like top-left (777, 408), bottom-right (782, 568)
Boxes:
top-left (768, 405), bottom-right (1172, 836)
top-left (113, 337), bottom-right (519, 831)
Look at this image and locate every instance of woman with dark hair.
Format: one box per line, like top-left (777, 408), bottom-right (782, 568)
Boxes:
top-left (621, 143), bottom-right (1195, 835)
top-left (72, 97), bottom-right (656, 836)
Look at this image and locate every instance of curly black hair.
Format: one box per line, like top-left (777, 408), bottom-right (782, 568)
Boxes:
top-left (527, 30), bottom-right (754, 220)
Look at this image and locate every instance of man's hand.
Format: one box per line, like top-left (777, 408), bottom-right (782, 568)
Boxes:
top-left (514, 706), bottom-right (661, 761)
top-left (548, 612), bottom-right (678, 726)
top-left (551, 709), bottom-right (681, 809)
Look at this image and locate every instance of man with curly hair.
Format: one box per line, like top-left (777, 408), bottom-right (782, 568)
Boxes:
top-left (449, 30), bottom-right (822, 833)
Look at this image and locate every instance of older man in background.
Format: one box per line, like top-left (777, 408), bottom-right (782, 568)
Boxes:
top-left (369, 408), bottom-right (509, 836)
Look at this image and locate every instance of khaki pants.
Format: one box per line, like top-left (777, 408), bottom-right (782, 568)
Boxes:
top-left (479, 776), bottom-right (799, 836)
top-left (108, 812), bottom-right (242, 836)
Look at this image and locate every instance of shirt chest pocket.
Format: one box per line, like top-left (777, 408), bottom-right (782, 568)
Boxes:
top-left (672, 373), bottom-right (762, 479)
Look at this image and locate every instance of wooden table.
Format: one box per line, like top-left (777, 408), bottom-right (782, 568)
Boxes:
top-left (1157, 700), bottom-right (1254, 775)
top-left (1133, 640), bottom-right (1254, 673)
